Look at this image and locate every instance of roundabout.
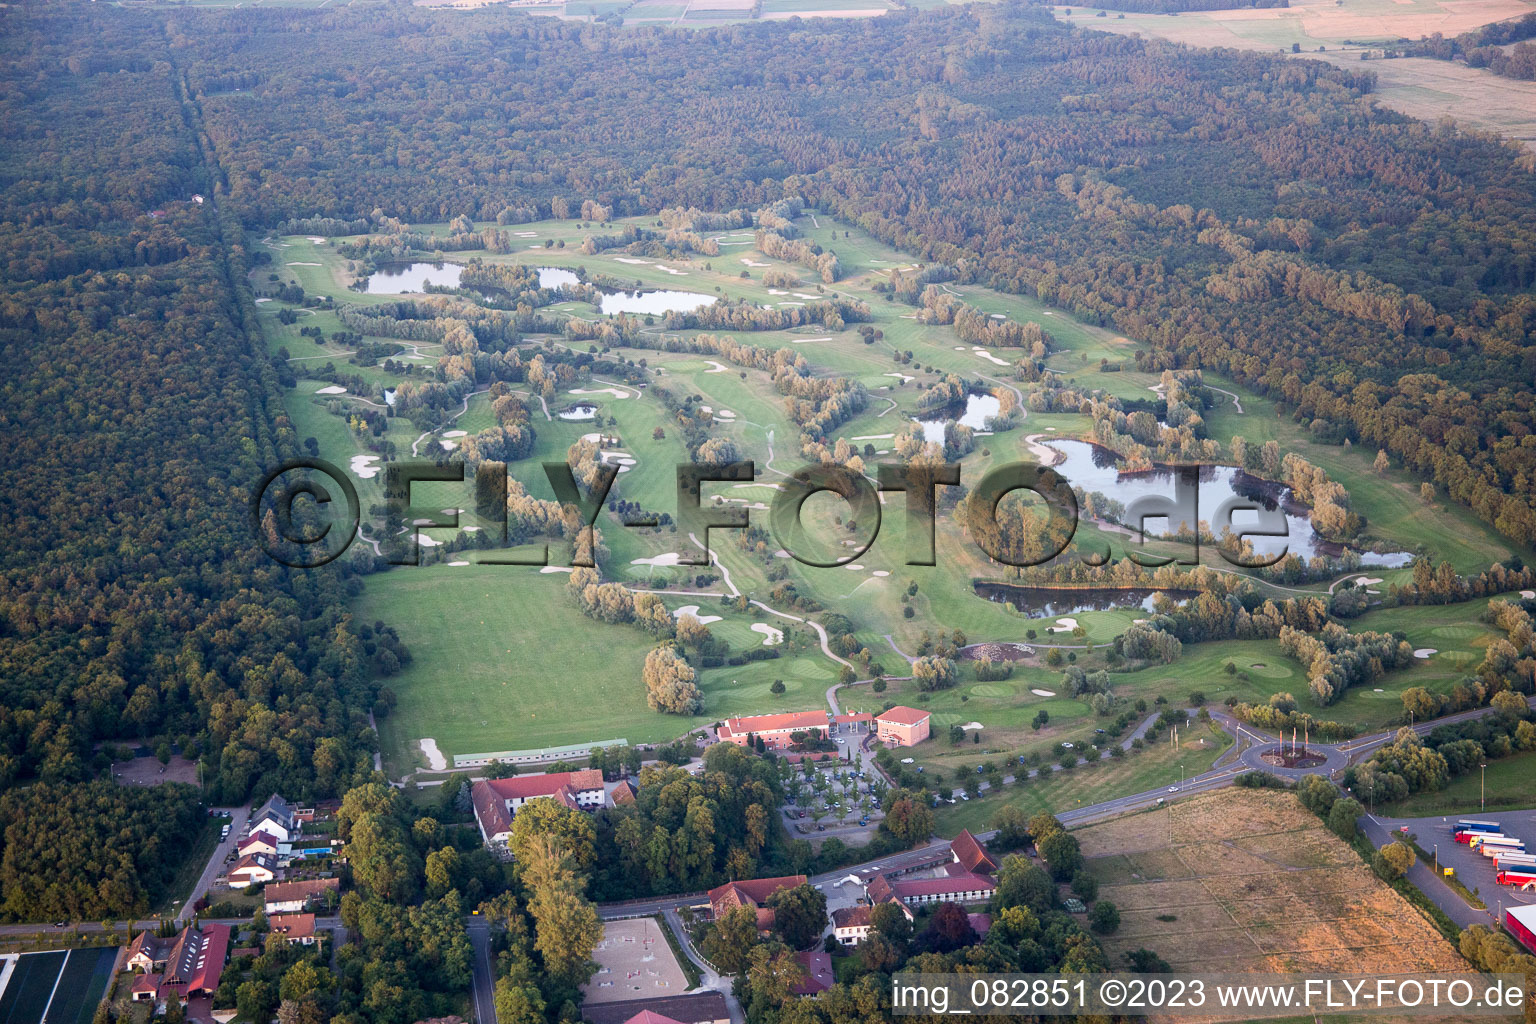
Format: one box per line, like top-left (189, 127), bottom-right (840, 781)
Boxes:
top-left (1238, 740), bottom-right (1350, 778)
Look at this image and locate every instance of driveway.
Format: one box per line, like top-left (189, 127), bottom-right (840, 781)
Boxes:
top-left (179, 804), bottom-right (249, 924)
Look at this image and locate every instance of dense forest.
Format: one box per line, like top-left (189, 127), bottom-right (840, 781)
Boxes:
top-left (0, 5), bottom-right (401, 913)
top-left (138, 0), bottom-right (1536, 555)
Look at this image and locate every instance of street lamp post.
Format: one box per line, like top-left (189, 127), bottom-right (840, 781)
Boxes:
top-left (1481, 763), bottom-right (1488, 811)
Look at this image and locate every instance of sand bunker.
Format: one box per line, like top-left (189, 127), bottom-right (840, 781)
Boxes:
top-left (1413, 648), bottom-right (1438, 659)
top-left (1024, 434), bottom-right (1064, 467)
top-left (960, 722), bottom-right (984, 731)
top-left (872, 570), bottom-right (890, 577)
top-left (853, 433), bottom-right (894, 441)
top-left (673, 604), bottom-right (723, 625)
top-left (419, 738), bottom-right (447, 771)
top-left (751, 622), bottom-right (784, 646)
top-left (714, 410), bottom-right (737, 420)
top-left (444, 430), bottom-right (467, 438)
top-left (316, 385), bottom-right (347, 395)
top-left (704, 360), bottom-right (730, 373)
top-left (740, 258), bottom-right (769, 267)
top-left (307, 236), bottom-right (326, 243)
top-left (448, 560), bottom-right (470, 566)
top-left (440, 440), bottom-right (457, 451)
top-left (613, 257), bottom-right (651, 265)
top-left (570, 387), bottom-right (631, 399)
top-left (539, 565), bottom-right (573, 574)
top-left (1047, 616), bottom-right (1080, 633)
top-left (1522, 590), bottom-right (1535, 599)
top-left (418, 535), bottom-right (440, 548)
top-left (844, 563), bottom-right (865, 571)
top-left (350, 455), bottom-right (381, 479)
top-left (792, 337), bottom-right (830, 344)
top-left (632, 552), bottom-right (683, 567)
top-left (973, 348), bottom-right (1010, 366)
top-left (287, 261), bottom-right (321, 267)
top-left (885, 372), bottom-right (914, 383)
top-left (1031, 688), bottom-right (1056, 697)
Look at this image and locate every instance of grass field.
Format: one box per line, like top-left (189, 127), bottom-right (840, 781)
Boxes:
top-left (932, 720), bottom-right (1232, 835)
top-left (256, 209), bottom-right (1521, 775)
top-left (1075, 789), bottom-right (1466, 975)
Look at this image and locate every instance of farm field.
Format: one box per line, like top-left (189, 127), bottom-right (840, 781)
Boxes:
top-left (260, 208), bottom-right (1524, 780)
top-left (1075, 789), bottom-right (1466, 975)
top-left (1053, 0), bottom-right (1536, 151)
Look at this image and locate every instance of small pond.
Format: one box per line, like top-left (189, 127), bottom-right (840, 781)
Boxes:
top-left (557, 403), bottom-right (598, 421)
top-left (599, 289), bottom-right (717, 316)
top-left (914, 393), bottom-right (1002, 443)
top-left (364, 262), bottom-right (462, 294)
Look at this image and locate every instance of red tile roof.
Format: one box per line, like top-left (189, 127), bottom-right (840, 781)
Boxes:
top-left (131, 974), bottom-right (162, 996)
top-left (832, 713), bottom-right (872, 724)
top-left (270, 913), bottom-right (315, 940)
top-left (865, 875), bottom-right (894, 904)
top-left (831, 905), bottom-right (872, 929)
top-left (950, 829), bottom-right (999, 876)
top-left (263, 878), bottom-right (339, 906)
top-left (472, 770), bottom-right (605, 838)
top-left (708, 875), bottom-right (807, 930)
top-left (876, 705), bottom-right (930, 727)
top-left (717, 711), bottom-right (828, 741)
top-left (239, 830), bottom-right (280, 852)
top-left (622, 1013), bottom-right (686, 1024)
top-left (889, 873), bottom-right (996, 900)
top-left (792, 951), bottom-right (834, 996)
top-left (967, 913), bottom-right (992, 937)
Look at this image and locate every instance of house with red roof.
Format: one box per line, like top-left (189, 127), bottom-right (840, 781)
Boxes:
top-left (792, 951), bottom-right (834, 996)
top-left (579, 993), bottom-right (729, 1024)
top-left (707, 875), bottom-right (808, 933)
top-left (264, 877), bottom-right (339, 914)
top-left (716, 711), bottom-right (829, 750)
top-left (228, 852), bottom-right (277, 888)
top-left (126, 923), bottom-right (231, 1006)
top-left (471, 769), bottom-right (606, 851)
top-left (270, 913), bottom-right (316, 945)
top-left (238, 830), bottom-right (281, 858)
top-left (875, 706), bottom-right (931, 746)
top-left (831, 904), bottom-right (874, 946)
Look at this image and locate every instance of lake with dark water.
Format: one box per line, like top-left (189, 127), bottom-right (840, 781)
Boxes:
top-left (915, 393), bottom-right (1002, 443)
top-left (1044, 439), bottom-right (1410, 567)
top-left (364, 262), bottom-right (462, 294)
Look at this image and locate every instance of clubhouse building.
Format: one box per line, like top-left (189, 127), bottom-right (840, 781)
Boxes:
top-left (472, 769), bottom-right (607, 851)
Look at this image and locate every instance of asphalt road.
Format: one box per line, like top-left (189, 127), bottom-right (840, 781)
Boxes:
top-left (467, 917), bottom-right (495, 1024)
top-left (179, 805), bottom-right (250, 925)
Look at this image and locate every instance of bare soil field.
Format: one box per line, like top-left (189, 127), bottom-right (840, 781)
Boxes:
top-left (582, 919), bottom-right (689, 1005)
top-left (111, 754), bottom-right (199, 787)
top-left (1077, 790), bottom-right (1467, 976)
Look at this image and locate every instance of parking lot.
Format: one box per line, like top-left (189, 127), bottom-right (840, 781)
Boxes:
top-left (1372, 810), bottom-right (1536, 906)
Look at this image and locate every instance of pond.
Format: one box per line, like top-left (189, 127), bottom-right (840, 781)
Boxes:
top-left (1044, 439), bottom-right (1410, 567)
top-left (972, 583), bottom-right (1200, 618)
top-left (557, 403), bottom-right (598, 421)
top-left (363, 262), bottom-right (462, 294)
top-left (914, 393), bottom-right (1002, 443)
top-left (599, 288), bottom-right (717, 316)
top-left (537, 267), bottom-right (580, 288)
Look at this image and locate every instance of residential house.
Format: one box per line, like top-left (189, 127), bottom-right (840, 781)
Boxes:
top-left (237, 831), bottom-right (281, 858)
top-left (251, 794), bottom-right (299, 843)
top-left (471, 770), bottom-right (606, 851)
top-left (269, 913), bottom-right (316, 945)
top-left (831, 905), bottom-right (873, 946)
top-left (263, 877), bottom-right (340, 914)
top-left (125, 924), bottom-right (230, 1005)
top-left (791, 951), bottom-right (833, 996)
top-left (227, 853), bottom-right (277, 888)
top-left (707, 875), bottom-right (808, 933)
